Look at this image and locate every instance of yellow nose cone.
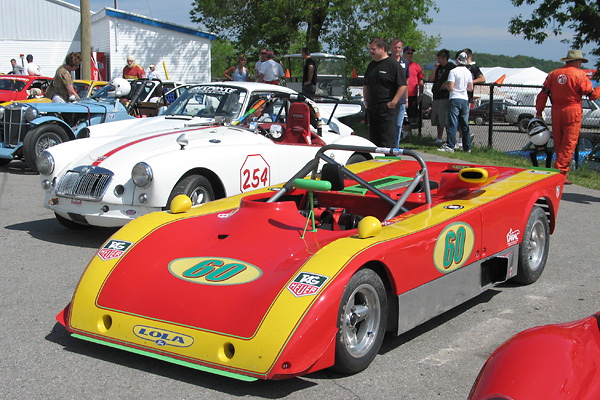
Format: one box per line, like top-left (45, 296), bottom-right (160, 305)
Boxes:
top-left (358, 216), bottom-right (382, 238)
top-left (170, 194), bottom-right (192, 214)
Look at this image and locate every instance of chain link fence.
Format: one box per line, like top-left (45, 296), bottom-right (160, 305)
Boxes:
top-left (417, 82), bottom-right (600, 159)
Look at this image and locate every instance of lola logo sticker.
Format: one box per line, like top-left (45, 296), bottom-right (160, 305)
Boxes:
top-left (433, 222), bottom-right (475, 273)
top-left (133, 325), bottom-right (193, 348)
top-left (97, 239), bottom-right (133, 260)
top-left (169, 257), bottom-right (262, 285)
top-left (287, 272), bottom-right (329, 297)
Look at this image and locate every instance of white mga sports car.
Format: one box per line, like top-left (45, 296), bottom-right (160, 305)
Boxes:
top-left (38, 82), bottom-right (375, 228)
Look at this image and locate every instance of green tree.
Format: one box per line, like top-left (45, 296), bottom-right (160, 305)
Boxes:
top-left (190, 0), bottom-right (440, 77)
top-left (509, 0), bottom-right (600, 72)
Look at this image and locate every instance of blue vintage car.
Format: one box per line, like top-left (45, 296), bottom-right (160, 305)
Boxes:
top-left (0, 81), bottom-right (137, 170)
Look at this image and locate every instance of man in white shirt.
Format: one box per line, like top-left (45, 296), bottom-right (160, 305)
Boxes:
top-left (26, 54), bottom-right (42, 76)
top-left (258, 51), bottom-right (284, 85)
top-left (438, 51), bottom-right (473, 152)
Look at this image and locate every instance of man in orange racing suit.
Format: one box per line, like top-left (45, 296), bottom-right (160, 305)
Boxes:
top-left (535, 49), bottom-right (600, 184)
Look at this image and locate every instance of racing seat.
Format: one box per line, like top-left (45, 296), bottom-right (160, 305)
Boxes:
top-left (283, 102), bottom-right (312, 144)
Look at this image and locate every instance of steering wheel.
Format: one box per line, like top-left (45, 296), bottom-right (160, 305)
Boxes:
top-left (318, 80), bottom-right (334, 91)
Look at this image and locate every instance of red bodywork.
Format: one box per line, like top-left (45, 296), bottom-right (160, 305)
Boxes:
top-left (0, 75), bottom-right (53, 102)
top-left (469, 312), bottom-right (600, 399)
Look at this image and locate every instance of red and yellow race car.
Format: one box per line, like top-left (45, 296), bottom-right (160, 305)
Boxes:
top-left (56, 145), bottom-right (564, 381)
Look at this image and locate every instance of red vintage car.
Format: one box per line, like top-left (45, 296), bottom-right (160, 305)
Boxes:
top-left (0, 75), bottom-right (53, 102)
top-left (469, 312), bottom-right (600, 399)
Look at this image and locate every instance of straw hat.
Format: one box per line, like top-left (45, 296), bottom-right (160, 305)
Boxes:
top-left (560, 49), bottom-right (588, 63)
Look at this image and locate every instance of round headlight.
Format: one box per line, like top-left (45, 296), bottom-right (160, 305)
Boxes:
top-left (132, 162), bottom-right (153, 187)
top-left (0, 106), bottom-right (5, 119)
top-left (24, 106), bottom-right (39, 122)
top-left (37, 151), bottom-right (55, 176)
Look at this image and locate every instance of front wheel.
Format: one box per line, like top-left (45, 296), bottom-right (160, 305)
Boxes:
top-left (474, 115), bottom-right (485, 125)
top-left (167, 175), bottom-right (215, 208)
top-left (23, 124), bottom-right (69, 171)
top-left (347, 153), bottom-right (368, 165)
top-left (514, 206), bottom-right (550, 285)
top-left (333, 268), bottom-right (387, 374)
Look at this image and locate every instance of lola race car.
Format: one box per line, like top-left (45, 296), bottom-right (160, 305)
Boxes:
top-left (39, 83), bottom-right (372, 229)
top-left (56, 144), bottom-right (564, 380)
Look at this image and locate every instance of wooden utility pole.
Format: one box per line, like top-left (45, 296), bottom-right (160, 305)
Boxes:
top-left (81, 0), bottom-right (91, 79)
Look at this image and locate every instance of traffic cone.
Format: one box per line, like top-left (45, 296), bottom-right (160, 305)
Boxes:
top-left (285, 69), bottom-right (290, 78)
top-left (352, 68), bottom-right (357, 79)
top-left (495, 74), bottom-right (506, 85)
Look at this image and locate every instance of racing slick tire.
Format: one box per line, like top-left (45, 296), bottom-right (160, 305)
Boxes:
top-left (347, 154), bottom-right (368, 165)
top-left (54, 213), bottom-right (90, 230)
top-left (514, 206), bottom-right (550, 285)
top-left (518, 117), bottom-right (531, 134)
top-left (23, 124), bottom-right (69, 171)
top-left (333, 268), bottom-right (387, 374)
top-left (474, 115), bottom-right (485, 125)
top-left (167, 175), bottom-right (215, 208)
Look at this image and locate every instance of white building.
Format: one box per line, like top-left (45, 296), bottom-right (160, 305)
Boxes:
top-left (1, 0), bottom-right (215, 82)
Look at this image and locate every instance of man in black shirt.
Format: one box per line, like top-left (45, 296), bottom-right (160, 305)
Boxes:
top-left (363, 37), bottom-right (407, 147)
top-left (301, 47), bottom-right (317, 99)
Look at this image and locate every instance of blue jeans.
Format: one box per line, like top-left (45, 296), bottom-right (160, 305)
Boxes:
top-left (447, 98), bottom-right (471, 151)
top-left (395, 102), bottom-right (406, 147)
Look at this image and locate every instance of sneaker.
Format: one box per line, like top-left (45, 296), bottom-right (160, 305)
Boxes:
top-left (437, 143), bottom-right (454, 152)
top-left (434, 139), bottom-right (443, 145)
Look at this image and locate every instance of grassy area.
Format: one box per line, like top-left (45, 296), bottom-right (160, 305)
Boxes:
top-left (362, 129), bottom-right (600, 191)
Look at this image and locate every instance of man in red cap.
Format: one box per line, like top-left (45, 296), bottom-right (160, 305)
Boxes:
top-left (536, 49), bottom-right (600, 184)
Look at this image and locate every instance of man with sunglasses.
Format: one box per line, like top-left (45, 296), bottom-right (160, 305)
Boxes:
top-left (255, 49), bottom-right (268, 82)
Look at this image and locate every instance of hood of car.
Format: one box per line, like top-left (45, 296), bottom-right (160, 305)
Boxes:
top-left (80, 125), bottom-right (269, 169)
top-left (93, 196), bottom-right (346, 339)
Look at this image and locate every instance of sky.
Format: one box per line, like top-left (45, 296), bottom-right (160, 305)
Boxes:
top-left (64, 0), bottom-right (595, 67)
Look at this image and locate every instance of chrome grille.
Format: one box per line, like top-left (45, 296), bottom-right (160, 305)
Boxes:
top-left (2, 104), bottom-right (29, 145)
top-left (56, 165), bottom-right (113, 201)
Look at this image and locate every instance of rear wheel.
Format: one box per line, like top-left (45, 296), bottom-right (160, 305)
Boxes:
top-left (514, 206), bottom-right (549, 284)
top-left (474, 115), bottom-right (485, 125)
top-left (347, 154), bottom-right (368, 165)
top-left (333, 268), bottom-right (387, 374)
top-left (167, 175), bottom-right (215, 208)
top-left (23, 124), bottom-right (69, 171)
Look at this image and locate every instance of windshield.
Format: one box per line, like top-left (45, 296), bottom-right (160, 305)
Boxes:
top-left (0, 78), bottom-right (27, 92)
top-left (165, 85), bottom-right (248, 119)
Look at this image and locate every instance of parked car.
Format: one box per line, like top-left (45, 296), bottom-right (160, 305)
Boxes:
top-left (469, 312), bottom-right (600, 400)
top-left (0, 80), bottom-right (134, 169)
top-left (0, 75), bottom-right (53, 102)
top-left (0, 80), bottom-right (108, 107)
top-left (469, 101), bottom-right (508, 125)
top-left (39, 83), bottom-right (374, 228)
top-left (55, 144), bottom-right (564, 380)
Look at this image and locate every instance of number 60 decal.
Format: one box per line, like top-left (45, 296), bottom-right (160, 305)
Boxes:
top-left (433, 222), bottom-right (475, 273)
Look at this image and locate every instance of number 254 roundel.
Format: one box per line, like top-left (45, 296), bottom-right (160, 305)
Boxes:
top-left (240, 154), bottom-right (270, 192)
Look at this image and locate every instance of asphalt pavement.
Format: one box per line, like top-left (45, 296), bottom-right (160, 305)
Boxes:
top-left (1, 157), bottom-right (599, 399)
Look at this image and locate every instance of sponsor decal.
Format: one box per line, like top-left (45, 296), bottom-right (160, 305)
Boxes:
top-left (71, 199), bottom-right (82, 206)
top-left (556, 185), bottom-right (561, 199)
top-left (94, 156), bottom-right (107, 163)
top-left (97, 239), bottom-right (133, 260)
top-left (451, 164), bottom-right (471, 170)
top-left (124, 210), bottom-right (136, 216)
top-left (218, 210), bottom-right (236, 218)
top-left (528, 170), bottom-right (551, 175)
top-left (444, 204), bottom-right (464, 210)
top-left (133, 325), bottom-right (193, 348)
top-left (558, 74), bottom-right (567, 85)
top-left (287, 272), bottom-right (329, 297)
top-left (169, 257), bottom-right (262, 285)
top-left (107, 113), bottom-right (115, 120)
top-left (433, 222), bottom-right (475, 273)
top-left (506, 228), bottom-right (520, 246)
